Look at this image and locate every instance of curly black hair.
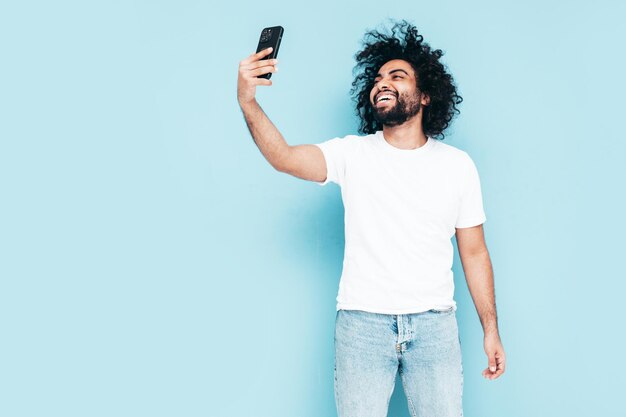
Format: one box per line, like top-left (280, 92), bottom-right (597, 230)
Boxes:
top-left (351, 19), bottom-right (463, 140)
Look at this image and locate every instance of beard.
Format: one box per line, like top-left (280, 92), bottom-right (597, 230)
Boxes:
top-left (372, 92), bottom-right (421, 127)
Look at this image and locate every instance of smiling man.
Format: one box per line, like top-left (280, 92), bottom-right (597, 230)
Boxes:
top-left (370, 61), bottom-right (426, 128)
top-left (237, 19), bottom-right (506, 417)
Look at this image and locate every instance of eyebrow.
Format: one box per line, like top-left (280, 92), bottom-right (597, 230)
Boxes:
top-left (375, 69), bottom-right (410, 78)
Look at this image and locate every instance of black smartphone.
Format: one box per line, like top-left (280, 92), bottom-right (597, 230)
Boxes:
top-left (255, 26), bottom-right (284, 79)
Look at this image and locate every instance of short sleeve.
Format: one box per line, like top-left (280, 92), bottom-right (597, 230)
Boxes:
top-left (455, 154), bottom-right (487, 228)
top-left (313, 136), bottom-right (351, 187)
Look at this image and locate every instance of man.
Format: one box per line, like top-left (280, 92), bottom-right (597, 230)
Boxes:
top-left (237, 19), bottom-right (505, 417)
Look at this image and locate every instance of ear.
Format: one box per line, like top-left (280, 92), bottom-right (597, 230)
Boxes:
top-left (422, 94), bottom-right (431, 106)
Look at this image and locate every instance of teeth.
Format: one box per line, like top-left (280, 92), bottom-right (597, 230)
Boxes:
top-left (377, 94), bottom-right (396, 102)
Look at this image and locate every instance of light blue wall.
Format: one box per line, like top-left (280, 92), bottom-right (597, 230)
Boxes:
top-left (1, 1), bottom-right (625, 416)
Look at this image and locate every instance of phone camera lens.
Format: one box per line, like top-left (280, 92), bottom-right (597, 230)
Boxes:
top-left (260, 28), bottom-right (273, 43)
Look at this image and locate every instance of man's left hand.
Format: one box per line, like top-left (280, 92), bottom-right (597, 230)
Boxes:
top-left (482, 332), bottom-right (506, 380)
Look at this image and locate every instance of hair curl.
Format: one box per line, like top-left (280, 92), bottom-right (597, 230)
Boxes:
top-left (351, 19), bottom-right (463, 140)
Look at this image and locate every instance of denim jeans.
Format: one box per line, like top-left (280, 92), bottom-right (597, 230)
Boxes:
top-left (334, 308), bottom-right (463, 417)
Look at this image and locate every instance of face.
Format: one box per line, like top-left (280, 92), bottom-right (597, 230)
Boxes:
top-left (369, 59), bottom-right (430, 127)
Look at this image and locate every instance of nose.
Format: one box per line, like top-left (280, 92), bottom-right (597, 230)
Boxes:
top-left (372, 75), bottom-right (395, 103)
top-left (378, 78), bottom-right (390, 90)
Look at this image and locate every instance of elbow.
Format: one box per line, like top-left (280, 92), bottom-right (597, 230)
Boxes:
top-left (273, 147), bottom-right (292, 174)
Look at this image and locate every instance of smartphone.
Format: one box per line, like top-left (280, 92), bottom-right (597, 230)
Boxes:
top-left (255, 26), bottom-right (284, 79)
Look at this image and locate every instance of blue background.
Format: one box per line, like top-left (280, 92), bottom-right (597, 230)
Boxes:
top-left (1, 1), bottom-right (625, 416)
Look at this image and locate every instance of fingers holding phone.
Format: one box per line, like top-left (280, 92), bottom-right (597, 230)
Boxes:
top-left (254, 26), bottom-right (283, 79)
top-left (237, 26), bottom-right (284, 105)
top-left (237, 48), bottom-right (279, 104)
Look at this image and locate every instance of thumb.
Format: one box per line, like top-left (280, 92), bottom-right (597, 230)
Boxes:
top-left (488, 352), bottom-right (497, 372)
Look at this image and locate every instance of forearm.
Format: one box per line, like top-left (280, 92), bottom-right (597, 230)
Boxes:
top-left (460, 251), bottom-right (499, 335)
top-left (238, 98), bottom-right (290, 171)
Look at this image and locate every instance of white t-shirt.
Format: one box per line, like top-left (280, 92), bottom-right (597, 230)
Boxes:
top-left (314, 130), bottom-right (486, 314)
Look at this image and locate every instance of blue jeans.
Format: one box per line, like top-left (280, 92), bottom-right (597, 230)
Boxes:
top-left (334, 308), bottom-right (463, 417)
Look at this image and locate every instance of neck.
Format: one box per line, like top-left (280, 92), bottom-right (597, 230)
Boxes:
top-left (381, 113), bottom-right (428, 150)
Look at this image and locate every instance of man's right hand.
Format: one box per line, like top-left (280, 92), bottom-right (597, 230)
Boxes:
top-left (236, 48), bottom-right (326, 183)
top-left (237, 47), bottom-right (279, 105)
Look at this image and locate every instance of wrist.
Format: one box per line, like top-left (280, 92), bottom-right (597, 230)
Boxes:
top-left (238, 96), bottom-right (257, 108)
top-left (484, 328), bottom-right (500, 338)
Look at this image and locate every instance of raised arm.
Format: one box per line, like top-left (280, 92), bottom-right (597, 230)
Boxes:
top-left (237, 48), bottom-right (327, 182)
